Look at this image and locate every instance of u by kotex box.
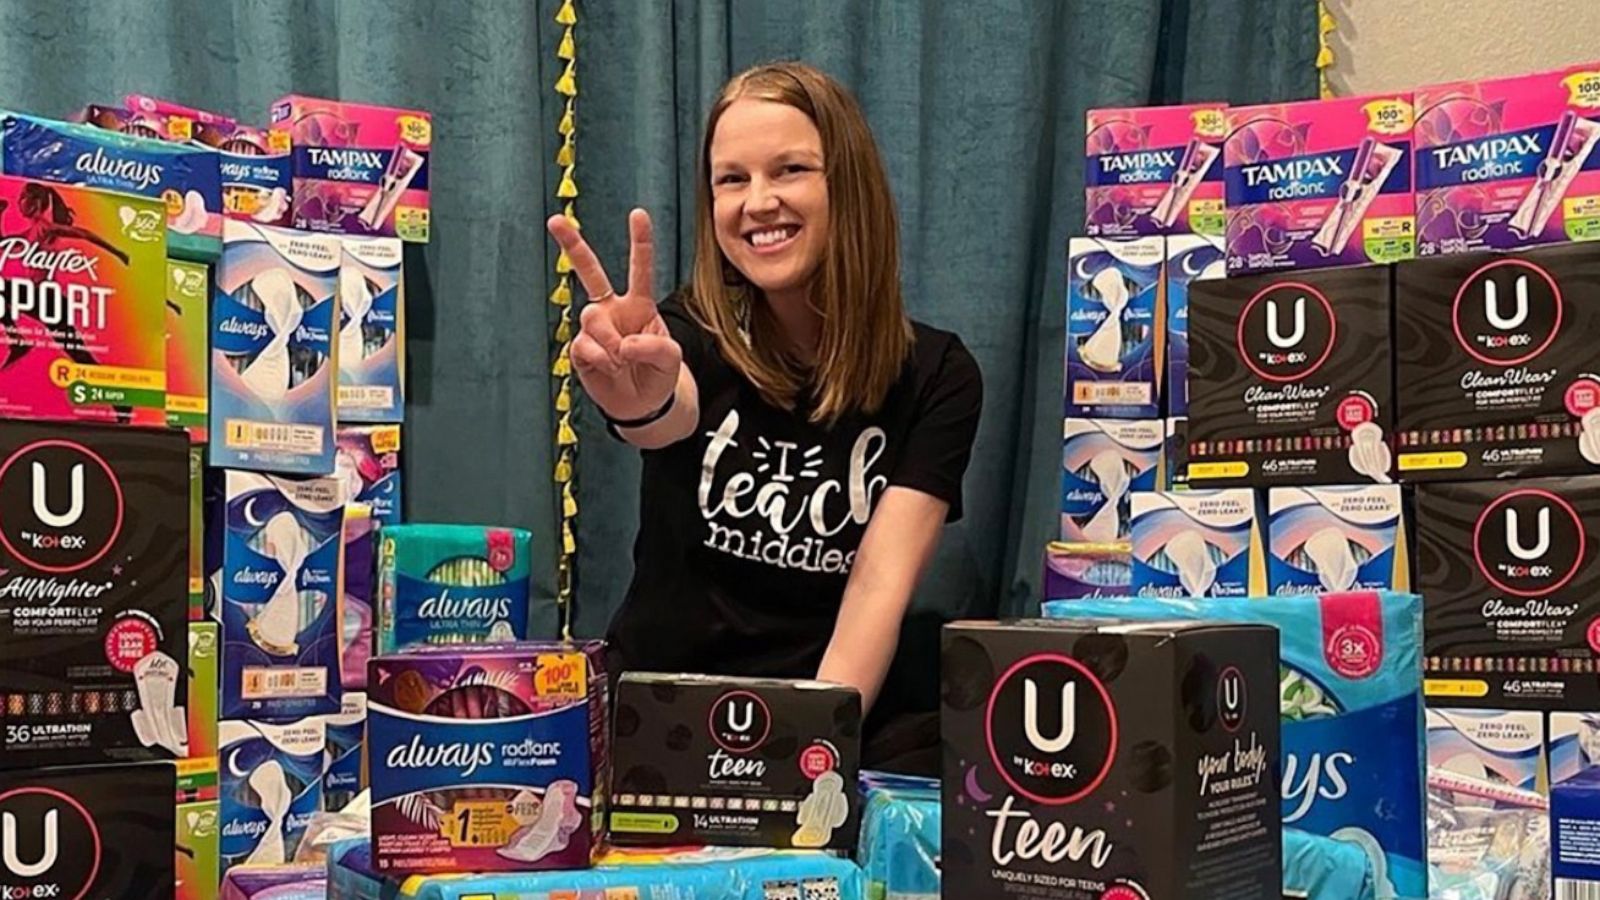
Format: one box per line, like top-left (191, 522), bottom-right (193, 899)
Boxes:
top-left (0, 174), bottom-right (167, 426)
top-left (1085, 102), bottom-right (1228, 237)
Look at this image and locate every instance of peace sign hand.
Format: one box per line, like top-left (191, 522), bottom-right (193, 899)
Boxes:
top-left (546, 209), bottom-right (682, 422)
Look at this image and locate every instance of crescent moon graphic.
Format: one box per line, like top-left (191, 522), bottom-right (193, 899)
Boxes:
top-left (1073, 256), bottom-right (1095, 281)
top-left (1182, 251), bottom-right (1204, 277)
top-left (965, 765), bottom-right (992, 803)
top-left (243, 494), bottom-right (267, 528)
top-left (227, 747), bottom-right (251, 779)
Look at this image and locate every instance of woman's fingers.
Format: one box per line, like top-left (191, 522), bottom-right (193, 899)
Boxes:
top-left (579, 301), bottom-right (626, 358)
top-left (570, 332), bottom-right (619, 377)
top-left (617, 333), bottom-right (683, 375)
top-left (546, 214), bottom-right (616, 301)
top-left (626, 209), bottom-right (655, 302)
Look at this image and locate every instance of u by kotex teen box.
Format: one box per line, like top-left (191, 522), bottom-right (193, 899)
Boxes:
top-left (1416, 61), bottom-right (1600, 255)
top-left (271, 96), bottom-right (432, 242)
top-left (1085, 102), bottom-right (1228, 237)
top-left (0, 175), bottom-right (168, 426)
top-left (1225, 94), bottom-right (1416, 274)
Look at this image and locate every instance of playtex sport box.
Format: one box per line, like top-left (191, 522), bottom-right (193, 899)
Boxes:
top-left (0, 174), bottom-right (168, 427)
top-left (210, 469), bottom-right (346, 719)
top-left (337, 424), bottom-right (402, 526)
top-left (1224, 94), bottom-right (1416, 274)
top-left (1415, 476), bottom-right (1600, 710)
top-left (210, 220), bottom-right (339, 475)
top-left (1130, 488), bottom-right (1266, 598)
top-left (271, 95), bottom-right (432, 243)
top-left (1164, 233), bottom-right (1227, 418)
top-left (376, 524), bottom-right (536, 653)
top-left (0, 422), bottom-right (189, 766)
top-left (1395, 242), bottom-right (1600, 481)
top-left (1267, 485), bottom-right (1408, 596)
top-left (1060, 418), bottom-right (1162, 543)
top-left (1050, 591), bottom-right (1428, 900)
top-left (1, 112), bottom-right (222, 260)
top-left (1187, 264), bottom-right (1396, 487)
top-left (1065, 236), bottom-right (1162, 419)
top-left (338, 237), bottom-right (405, 422)
top-left (609, 674), bottom-right (862, 851)
top-left (367, 641), bottom-right (608, 875)
top-left (941, 619), bottom-right (1281, 900)
top-left (1416, 61), bottom-right (1600, 256)
top-left (1085, 102), bottom-right (1227, 237)
top-left (0, 762), bottom-right (176, 900)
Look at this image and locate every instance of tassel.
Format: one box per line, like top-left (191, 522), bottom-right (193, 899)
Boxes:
top-left (555, 450), bottom-right (573, 483)
top-left (555, 314), bottom-right (573, 344)
top-left (552, 345), bottom-right (571, 376)
top-left (555, 0), bottom-right (576, 25)
top-left (556, 134), bottom-right (574, 167)
top-left (1320, 9), bottom-right (1336, 33)
top-left (559, 27), bottom-right (576, 60)
top-left (562, 520), bottom-right (575, 555)
top-left (559, 101), bottom-right (576, 137)
top-left (550, 276), bottom-right (572, 306)
top-left (556, 378), bottom-right (572, 412)
top-left (558, 165), bottom-right (579, 198)
top-left (556, 60), bottom-right (577, 97)
top-left (563, 202), bottom-right (580, 230)
top-left (558, 413), bottom-right (577, 446)
top-left (556, 249), bottom-right (573, 274)
top-left (563, 484), bottom-right (578, 518)
top-left (1316, 45), bottom-right (1334, 68)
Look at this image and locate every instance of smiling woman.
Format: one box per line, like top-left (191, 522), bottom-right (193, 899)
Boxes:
top-left (546, 61), bottom-right (983, 774)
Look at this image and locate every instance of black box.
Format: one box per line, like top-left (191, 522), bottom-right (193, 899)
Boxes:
top-left (1396, 242), bottom-right (1600, 480)
top-left (609, 673), bottom-right (861, 850)
top-left (1416, 477), bottom-right (1600, 709)
top-left (0, 422), bottom-right (188, 767)
top-left (1187, 265), bottom-right (1394, 486)
top-left (0, 761), bottom-right (175, 899)
top-left (942, 619), bottom-right (1281, 900)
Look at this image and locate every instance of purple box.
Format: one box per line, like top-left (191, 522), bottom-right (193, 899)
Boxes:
top-left (368, 641), bottom-right (608, 874)
top-left (1043, 541), bottom-right (1132, 600)
top-left (219, 865), bottom-right (325, 900)
top-left (341, 504), bottom-right (376, 690)
top-left (1086, 102), bottom-right (1228, 237)
top-left (336, 424), bottom-right (402, 525)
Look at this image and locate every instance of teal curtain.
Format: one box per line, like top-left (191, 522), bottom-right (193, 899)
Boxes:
top-left (0, 2), bottom-right (1317, 701)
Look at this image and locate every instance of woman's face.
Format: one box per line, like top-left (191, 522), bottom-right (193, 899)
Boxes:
top-left (709, 99), bottom-right (830, 299)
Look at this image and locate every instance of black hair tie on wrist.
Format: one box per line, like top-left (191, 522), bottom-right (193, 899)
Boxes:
top-left (603, 390), bottom-right (676, 440)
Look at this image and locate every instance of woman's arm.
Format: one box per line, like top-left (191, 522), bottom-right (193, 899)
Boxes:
top-left (816, 486), bottom-right (949, 713)
top-left (613, 364), bottom-right (700, 449)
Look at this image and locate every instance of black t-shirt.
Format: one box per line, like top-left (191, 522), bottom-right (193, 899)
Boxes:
top-left (606, 293), bottom-right (983, 691)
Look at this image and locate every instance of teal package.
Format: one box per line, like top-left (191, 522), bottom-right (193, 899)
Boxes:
top-left (859, 772), bottom-right (940, 899)
top-left (1046, 591), bottom-right (1427, 900)
top-left (375, 524), bottom-right (537, 653)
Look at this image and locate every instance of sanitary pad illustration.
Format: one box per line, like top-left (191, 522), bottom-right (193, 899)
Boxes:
top-left (1, 112), bottom-right (222, 260)
top-left (1048, 591), bottom-right (1427, 900)
top-left (367, 641), bottom-right (608, 874)
top-left (1066, 237), bottom-right (1163, 418)
top-left (212, 470), bottom-right (346, 719)
top-left (336, 424), bottom-right (402, 524)
top-left (1085, 102), bottom-right (1227, 237)
top-left (271, 95), bottom-right (432, 242)
top-left (1267, 486), bottom-right (1407, 595)
top-left (1416, 62), bottom-right (1600, 255)
top-left (219, 717), bottom-right (327, 872)
top-left (376, 524), bottom-right (536, 652)
top-left (337, 237), bottom-right (405, 421)
top-left (1225, 94), bottom-right (1415, 274)
top-left (1060, 418), bottom-right (1163, 542)
top-left (1130, 488), bottom-right (1264, 597)
top-left (194, 121), bottom-right (294, 228)
top-left (210, 220), bottom-right (339, 475)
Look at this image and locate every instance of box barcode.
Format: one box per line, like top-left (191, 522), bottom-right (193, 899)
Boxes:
top-left (1558, 879), bottom-right (1600, 900)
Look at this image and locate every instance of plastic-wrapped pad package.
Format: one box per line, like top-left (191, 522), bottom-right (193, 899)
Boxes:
top-left (1047, 591), bottom-right (1427, 900)
top-left (1429, 769), bottom-right (1549, 900)
top-left (859, 772), bottom-right (940, 900)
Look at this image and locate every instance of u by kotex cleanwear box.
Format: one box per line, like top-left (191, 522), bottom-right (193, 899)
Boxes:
top-left (1224, 94), bottom-right (1416, 274)
top-left (168, 259), bottom-right (209, 439)
top-left (0, 422), bottom-right (189, 766)
top-left (336, 424), bottom-right (402, 526)
top-left (210, 220), bottom-right (339, 475)
top-left (1187, 264), bottom-right (1396, 487)
top-left (1085, 102), bottom-right (1228, 237)
top-left (375, 524), bottom-right (535, 653)
top-left (1060, 418), bottom-right (1163, 543)
top-left (219, 717), bottom-right (326, 871)
top-left (1, 112), bottom-right (222, 260)
top-left (1048, 591), bottom-right (1429, 900)
top-left (608, 673), bottom-right (862, 851)
top-left (1130, 488), bottom-right (1266, 598)
top-left (337, 237), bottom-right (404, 422)
top-left (941, 618), bottom-right (1282, 900)
top-left (0, 762), bottom-right (176, 899)
top-left (367, 641), bottom-right (608, 874)
top-left (1395, 241), bottom-right (1600, 480)
top-left (1416, 61), bottom-right (1600, 255)
top-left (1267, 485), bottom-right (1408, 595)
top-left (1164, 233), bottom-right (1227, 418)
top-left (210, 469), bottom-right (346, 719)
top-left (1066, 236), bottom-right (1163, 418)
top-left (271, 96), bottom-right (432, 242)
top-left (0, 174), bottom-right (168, 427)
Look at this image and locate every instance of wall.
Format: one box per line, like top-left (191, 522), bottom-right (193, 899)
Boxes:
top-left (1325, 0), bottom-right (1600, 95)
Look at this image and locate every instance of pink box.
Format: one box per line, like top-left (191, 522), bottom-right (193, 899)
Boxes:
top-left (124, 93), bottom-right (237, 126)
top-left (270, 95), bottom-right (431, 242)
top-left (1225, 93), bottom-right (1417, 274)
top-left (1416, 62), bottom-right (1600, 255)
top-left (1086, 102), bottom-right (1227, 237)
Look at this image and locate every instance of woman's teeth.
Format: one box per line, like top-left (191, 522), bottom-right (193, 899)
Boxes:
top-left (749, 226), bottom-right (798, 247)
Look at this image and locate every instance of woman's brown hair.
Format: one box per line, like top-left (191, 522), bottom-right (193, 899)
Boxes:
top-left (688, 61), bottom-right (912, 426)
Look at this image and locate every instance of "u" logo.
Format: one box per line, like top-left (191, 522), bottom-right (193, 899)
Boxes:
top-left (1505, 507), bottom-right (1550, 561)
top-left (30, 461), bottom-right (84, 528)
top-left (2, 809), bottom-right (58, 878)
top-left (725, 701), bottom-right (754, 734)
top-left (1266, 297), bottom-right (1305, 348)
top-left (1485, 276), bottom-right (1530, 330)
top-left (1023, 679), bottom-right (1076, 754)
top-left (1222, 675), bottom-right (1241, 712)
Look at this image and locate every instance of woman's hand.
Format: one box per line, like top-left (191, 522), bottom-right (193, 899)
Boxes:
top-left (546, 209), bottom-right (682, 422)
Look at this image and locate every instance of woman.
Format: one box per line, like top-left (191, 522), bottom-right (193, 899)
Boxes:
top-left (546, 62), bottom-right (981, 770)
